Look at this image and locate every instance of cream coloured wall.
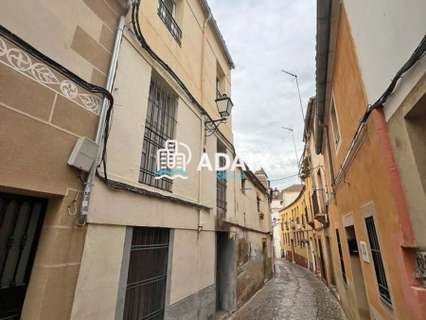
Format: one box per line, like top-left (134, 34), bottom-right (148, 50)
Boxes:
top-left (71, 224), bottom-right (127, 320)
top-left (343, 0), bottom-right (426, 120)
top-left (137, 0), bottom-right (233, 140)
top-left (168, 229), bottom-right (216, 304)
top-left (105, 39), bottom-right (152, 183)
top-left (0, 0), bottom-right (116, 81)
top-left (93, 35), bottom-right (219, 220)
top-left (234, 175), bottom-right (271, 234)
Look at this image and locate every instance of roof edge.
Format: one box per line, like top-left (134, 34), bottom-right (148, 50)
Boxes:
top-left (279, 185), bottom-right (306, 212)
top-left (200, 0), bottom-right (235, 69)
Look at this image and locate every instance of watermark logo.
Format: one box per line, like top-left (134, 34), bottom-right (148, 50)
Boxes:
top-left (155, 139), bottom-right (247, 180)
top-left (155, 140), bottom-right (191, 180)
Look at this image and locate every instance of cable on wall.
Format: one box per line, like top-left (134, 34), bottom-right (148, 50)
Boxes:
top-left (0, 24), bottom-right (115, 185)
top-left (331, 34), bottom-right (426, 188)
top-left (129, 0), bottom-right (235, 154)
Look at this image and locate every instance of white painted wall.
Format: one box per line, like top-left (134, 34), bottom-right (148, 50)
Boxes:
top-left (343, 0), bottom-right (426, 120)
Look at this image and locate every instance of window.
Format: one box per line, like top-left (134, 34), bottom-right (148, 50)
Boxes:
top-left (365, 216), bottom-right (392, 304)
top-left (330, 97), bottom-right (341, 146)
top-left (241, 173), bottom-right (246, 194)
top-left (216, 63), bottom-right (225, 98)
top-left (216, 141), bottom-right (227, 217)
top-left (336, 228), bottom-right (347, 283)
top-left (140, 78), bottom-right (177, 191)
top-left (158, 0), bottom-right (182, 44)
top-left (256, 195), bottom-right (261, 212)
top-left (123, 227), bottom-right (169, 320)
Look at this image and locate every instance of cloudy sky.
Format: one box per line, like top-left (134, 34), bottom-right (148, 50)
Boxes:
top-left (209, 0), bottom-right (316, 189)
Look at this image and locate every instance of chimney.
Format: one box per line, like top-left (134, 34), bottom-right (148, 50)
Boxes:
top-left (255, 168), bottom-right (269, 189)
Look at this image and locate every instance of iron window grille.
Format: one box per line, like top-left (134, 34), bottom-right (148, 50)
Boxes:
top-left (158, 0), bottom-right (182, 45)
top-left (216, 77), bottom-right (223, 98)
top-left (365, 216), bottom-right (392, 304)
top-left (216, 141), bottom-right (227, 218)
top-left (140, 78), bottom-right (177, 191)
top-left (241, 174), bottom-right (246, 194)
top-left (336, 229), bottom-right (347, 283)
top-left (330, 99), bottom-right (341, 146)
top-left (123, 227), bottom-right (169, 320)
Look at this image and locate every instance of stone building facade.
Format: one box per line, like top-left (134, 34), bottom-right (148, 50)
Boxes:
top-left (280, 177), bottom-right (318, 272)
top-left (0, 0), bottom-right (124, 319)
top-left (0, 1), bottom-right (273, 320)
top-left (314, 0), bottom-right (426, 319)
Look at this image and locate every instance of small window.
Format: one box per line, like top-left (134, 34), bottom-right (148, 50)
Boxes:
top-left (140, 77), bottom-right (177, 191)
top-left (256, 195), bottom-right (261, 212)
top-left (216, 141), bottom-right (227, 217)
top-left (336, 228), bottom-right (347, 283)
top-left (216, 63), bottom-right (225, 98)
top-left (241, 173), bottom-right (246, 194)
top-left (365, 216), bottom-right (392, 304)
top-left (158, 0), bottom-right (182, 45)
top-left (330, 97), bottom-right (341, 147)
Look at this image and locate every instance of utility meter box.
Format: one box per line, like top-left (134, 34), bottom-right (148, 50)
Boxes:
top-left (67, 137), bottom-right (99, 172)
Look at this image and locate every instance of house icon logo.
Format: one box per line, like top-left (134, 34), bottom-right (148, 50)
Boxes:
top-left (155, 140), bottom-right (191, 180)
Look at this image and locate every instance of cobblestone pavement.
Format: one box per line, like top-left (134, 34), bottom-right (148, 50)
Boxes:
top-left (231, 259), bottom-right (347, 320)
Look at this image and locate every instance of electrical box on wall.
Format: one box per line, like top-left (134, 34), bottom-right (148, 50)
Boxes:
top-left (67, 137), bottom-right (99, 172)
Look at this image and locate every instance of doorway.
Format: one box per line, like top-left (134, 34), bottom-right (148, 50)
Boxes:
top-left (345, 225), bottom-right (370, 320)
top-left (0, 192), bottom-right (46, 320)
top-left (318, 238), bottom-right (327, 283)
top-left (216, 232), bottom-right (235, 313)
top-left (325, 236), bottom-right (336, 286)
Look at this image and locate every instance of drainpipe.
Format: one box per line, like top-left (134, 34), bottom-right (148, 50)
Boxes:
top-left (197, 12), bottom-right (212, 234)
top-left (200, 12), bottom-right (212, 108)
top-left (79, 2), bottom-right (131, 224)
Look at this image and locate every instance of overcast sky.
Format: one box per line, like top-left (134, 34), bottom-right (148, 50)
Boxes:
top-left (209, 0), bottom-right (316, 189)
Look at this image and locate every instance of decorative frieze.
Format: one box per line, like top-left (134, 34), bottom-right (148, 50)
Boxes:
top-left (0, 36), bottom-right (102, 115)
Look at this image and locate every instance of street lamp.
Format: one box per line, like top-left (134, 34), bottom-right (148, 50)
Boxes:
top-left (205, 94), bottom-right (234, 134)
top-left (215, 94), bottom-right (234, 118)
top-left (281, 69), bottom-right (305, 122)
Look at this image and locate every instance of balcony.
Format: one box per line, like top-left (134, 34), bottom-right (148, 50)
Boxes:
top-left (305, 208), bottom-right (315, 228)
top-left (158, 0), bottom-right (182, 45)
top-left (312, 189), bottom-right (329, 226)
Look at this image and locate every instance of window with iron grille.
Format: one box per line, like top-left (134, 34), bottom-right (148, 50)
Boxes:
top-left (330, 98), bottom-right (341, 146)
top-left (241, 173), bottom-right (246, 194)
top-left (336, 228), bottom-right (347, 283)
top-left (123, 227), bottom-right (169, 320)
top-left (158, 0), bottom-right (182, 45)
top-left (140, 78), bottom-right (177, 191)
top-left (216, 141), bottom-right (227, 218)
top-left (365, 216), bottom-right (392, 304)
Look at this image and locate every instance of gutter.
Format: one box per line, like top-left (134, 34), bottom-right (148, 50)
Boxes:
top-left (79, 1), bottom-right (131, 224)
top-left (314, 0), bottom-right (331, 154)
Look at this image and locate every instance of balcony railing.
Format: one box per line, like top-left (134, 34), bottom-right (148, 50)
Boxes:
top-left (158, 0), bottom-right (182, 45)
top-left (312, 189), bottom-right (329, 225)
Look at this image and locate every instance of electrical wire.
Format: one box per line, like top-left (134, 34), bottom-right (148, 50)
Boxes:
top-left (129, 0), bottom-right (235, 153)
top-left (0, 24), bottom-right (114, 185)
top-left (331, 34), bottom-right (426, 188)
top-left (269, 173), bottom-right (300, 182)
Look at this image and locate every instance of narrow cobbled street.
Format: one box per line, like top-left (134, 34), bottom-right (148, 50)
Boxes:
top-left (232, 260), bottom-right (347, 320)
